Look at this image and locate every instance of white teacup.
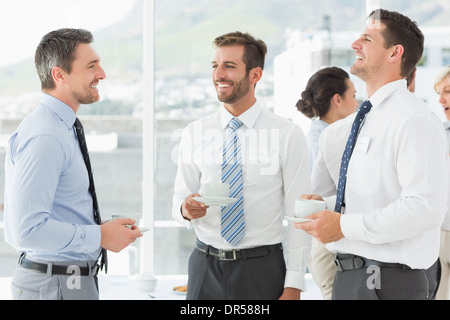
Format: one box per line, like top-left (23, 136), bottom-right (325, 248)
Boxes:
top-left (201, 182), bottom-right (229, 197)
top-left (295, 199), bottom-right (326, 218)
top-left (133, 272), bottom-right (157, 292)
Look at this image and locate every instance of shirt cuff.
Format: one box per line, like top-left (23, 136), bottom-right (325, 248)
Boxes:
top-left (284, 270), bottom-right (307, 292)
top-left (77, 224), bottom-right (102, 254)
top-left (172, 198), bottom-right (193, 228)
top-left (323, 195), bottom-right (336, 212)
top-left (340, 213), bottom-right (365, 241)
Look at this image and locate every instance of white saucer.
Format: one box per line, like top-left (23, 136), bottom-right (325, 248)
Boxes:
top-left (139, 226), bottom-right (151, 233)
top-left (193, 196), bottom-right (237, 206)
top-left (284, 216), bottom-right (312, 223)
top-left (124, 225), bottom-right (151, 233)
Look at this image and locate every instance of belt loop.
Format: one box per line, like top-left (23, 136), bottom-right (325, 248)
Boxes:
top-left (334, 257), bottom-right (343, 272)
top-left (90, 263), bottom-right (100, 276)
top-left (18, 252), bottom-right (25, 265)
top-left (353, 256), bottom-right (365, 269)
top-left (46, 261), bottom-right (53, 277)
top-left (241, 249), bottom-right (247, 261)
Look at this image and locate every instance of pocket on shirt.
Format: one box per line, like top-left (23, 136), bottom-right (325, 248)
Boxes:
top-left (347, 153), bottom-right (381, 197)
top-left (245, 150), bottom-right (280, 185)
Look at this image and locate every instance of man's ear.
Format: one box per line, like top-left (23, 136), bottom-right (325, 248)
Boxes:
top-left (249, 67), bottom-right (263, 85)
top-left (51, 66), bottom-right (66, 86)
top-left (389, 44), bottom-right (404, 64)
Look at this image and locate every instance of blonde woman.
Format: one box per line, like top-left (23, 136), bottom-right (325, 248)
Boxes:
top-left (434, 65), bottom-right (450, 300)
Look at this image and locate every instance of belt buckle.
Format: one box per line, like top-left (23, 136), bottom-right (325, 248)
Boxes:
top-left (219, 249), bottom-right (237, 261)
top-left (334, 257), bottom-right (343, 271)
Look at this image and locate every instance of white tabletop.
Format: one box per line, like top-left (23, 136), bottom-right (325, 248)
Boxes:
top-left (99, 274), bottom-right (188, 300)
top-left (0, 273), bottom-right (321, 300)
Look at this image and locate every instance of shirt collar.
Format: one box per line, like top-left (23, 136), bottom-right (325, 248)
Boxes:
top-left (368, 79), bottom-right (407, 107)
top-left (310, 119), bottom-right (329, 131)
top-left (40, 93), bottom-right (77, 130)
top-left (220, 101), bottom-right (261, 130)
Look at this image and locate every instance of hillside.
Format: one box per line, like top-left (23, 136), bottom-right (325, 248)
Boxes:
top-left (0, 0), bottom-right (449, 115)
top-left (154, 0), bottom-right (450, 78)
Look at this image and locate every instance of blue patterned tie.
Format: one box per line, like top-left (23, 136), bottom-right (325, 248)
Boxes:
top-left (221, 118), bottom-right (245, 245)
top-left (334, 100), bottom-right (373, 213)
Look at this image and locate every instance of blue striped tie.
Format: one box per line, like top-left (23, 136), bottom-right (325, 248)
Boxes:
top-left (334, 100), bottom-right (372, 213)
top-left (221, 118), bottom-right (245, 245)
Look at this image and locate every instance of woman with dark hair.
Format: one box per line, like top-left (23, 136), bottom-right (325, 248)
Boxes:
top-left (294, 67), bottom-right (357, 299)
top-left (296, 67), bottom-right (358, 171)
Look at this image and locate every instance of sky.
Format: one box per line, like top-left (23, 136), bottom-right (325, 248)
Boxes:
top-left (0, 0), bottom-right (137, 67)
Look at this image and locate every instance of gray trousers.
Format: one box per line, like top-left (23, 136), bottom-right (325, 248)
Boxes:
top-left (11, 256), bottom-right (99, 300)
top-left (186, 242), bottom-right (286, 300)
top-left (332, 257), bottom-right (441, 300)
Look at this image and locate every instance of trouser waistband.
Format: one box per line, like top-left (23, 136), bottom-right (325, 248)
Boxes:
top-left (18, 253), bottom-right (100, 276)
top-left (195, 239), bottom-right (282, 261)
top-left (334, 253), bottom-right (412, 272)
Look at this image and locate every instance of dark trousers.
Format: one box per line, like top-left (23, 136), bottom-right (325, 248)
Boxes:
top-left (332, 255), bottom-right (441, 300)
top-left (186, 241), bottom-right (286, 300)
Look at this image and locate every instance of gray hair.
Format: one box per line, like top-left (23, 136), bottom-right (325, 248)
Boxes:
top-left (35, 28), bottom-right (93, 90)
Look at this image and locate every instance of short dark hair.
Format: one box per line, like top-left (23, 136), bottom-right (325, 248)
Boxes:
top-left (213, 31), bottom-right (267, 74)
top-left (35, 28), bottom-right (93, 90)
top-left (296, 67), bottom-right (350, 119)
top-left (368, 9), bottom-right (424, 78)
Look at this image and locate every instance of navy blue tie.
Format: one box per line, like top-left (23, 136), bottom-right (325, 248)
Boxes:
top-left (74, 118), bottom-right (108, 272)
top-left (334, 100), bottom-right (373, 213)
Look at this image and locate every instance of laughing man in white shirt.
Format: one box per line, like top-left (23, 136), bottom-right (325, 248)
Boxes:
top-left (295, 9), bottom-right (448, 300)
top-left (172, 31), bottom-right (311, 300)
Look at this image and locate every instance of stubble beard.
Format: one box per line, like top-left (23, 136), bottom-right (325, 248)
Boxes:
top-left (74, 88), bottom-right (100, 105)
top-left (216, 76), bottom-right (251, 105)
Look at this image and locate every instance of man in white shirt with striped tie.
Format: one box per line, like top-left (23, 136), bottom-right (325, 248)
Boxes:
top-left (172, 31), bottom-right (312, 300)
top-left (295, 9), bottom-right (448, 300)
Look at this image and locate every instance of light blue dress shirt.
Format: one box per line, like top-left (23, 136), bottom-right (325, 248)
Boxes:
top-left (4, 93), bottom-right (101, 262)
top-left (306, 119), bottom-right (329, 172)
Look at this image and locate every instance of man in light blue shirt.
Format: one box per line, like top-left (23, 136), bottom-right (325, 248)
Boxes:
top-left (4, 29), bottom-right (142, 300)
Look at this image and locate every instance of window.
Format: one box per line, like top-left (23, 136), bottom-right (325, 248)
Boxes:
top-left (443, 48), bottom-right (450, 66)
top-left (418, 48), bottom-right (428, 67)
top-left (331, 49), bottom-right (355, 67)
top-left (0, 0), bottom-right (144, 276)
top-left (2, 0), bottom-right (449, 283)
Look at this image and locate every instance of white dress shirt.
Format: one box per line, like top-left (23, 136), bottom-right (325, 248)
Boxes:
top-left (442, 121), bottom-right (450, 231)
top-left (444, 121), bottom-right (450, 150)
top-left (317, 80), bottom-right (448, 269)
top-left (312, 113), bottom-right (355, 198)
top-left (172, 102), bottom-right (312, 290)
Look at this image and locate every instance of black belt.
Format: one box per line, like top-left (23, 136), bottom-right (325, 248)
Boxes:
top-left (18, 253), bottom-right (99, 276)
top-left (195, 240), bottom-right (282, 261)
top-left (334, 254), bottom-right (412, 272)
